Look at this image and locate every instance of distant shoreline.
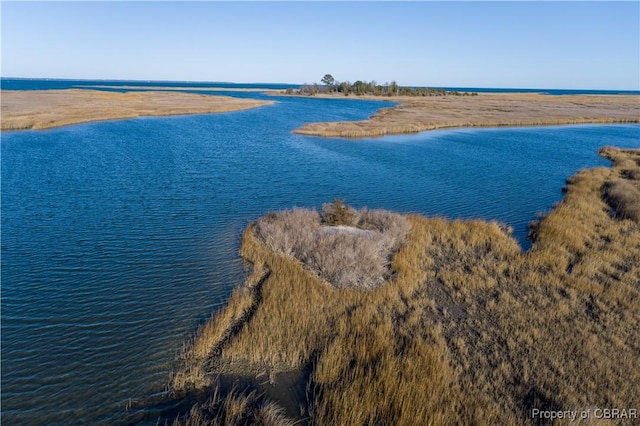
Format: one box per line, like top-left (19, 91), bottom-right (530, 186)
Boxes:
top-left (0, 89), bottom-right (274, 131)
top-left (4, 78), bottom-right (637, 96)
top-left (73, 84), bottom-right (282, 93)
top-left (285, 92), bottom-right (640, 138)
top-left (2, 88), bottom-right (638, 135)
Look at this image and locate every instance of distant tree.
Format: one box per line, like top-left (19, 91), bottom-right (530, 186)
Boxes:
top-left (339, 81), bottom-right (351, 96)
top-left (298, 83), bottom-right (321, 96)
top-left (300, 75), bottom-right (477, 97)
top-left (321, 74), bottom-right (336, 89)
top-left (353, 80), bottom-right (366, 95)
top-left (389, 81), bottom-right (399, 96)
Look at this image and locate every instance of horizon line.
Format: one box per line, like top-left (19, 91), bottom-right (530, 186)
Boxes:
top-left (2, 76), bottom-right (639, 93)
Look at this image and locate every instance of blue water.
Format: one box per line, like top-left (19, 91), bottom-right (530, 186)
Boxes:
top-left (0, 78), bottom-right (295, 91)
top-left (3, 78), bottom-right (639, 96)
top-left (1, 80), bottom-right (639, 425)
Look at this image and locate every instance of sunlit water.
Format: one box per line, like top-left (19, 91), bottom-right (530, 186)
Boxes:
top-left (2, 84), bottom-right (639, 424)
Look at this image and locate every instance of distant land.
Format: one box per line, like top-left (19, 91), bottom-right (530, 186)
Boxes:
top-left (2, 77), bottom-right (639, 95)
top-left (289, 74), bottom-right (640, 96)
top-left (281, 75), bottom-right (640, 137)
top-left (290, 92), bottom-right (640, 138)
top-left (0, 78), bottom-right (638, 135)
top-left (0, 89), bottom-right (273, 131)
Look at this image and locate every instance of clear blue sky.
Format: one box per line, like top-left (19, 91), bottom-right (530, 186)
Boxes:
top-left (2, 1), bottom-right (639, 90)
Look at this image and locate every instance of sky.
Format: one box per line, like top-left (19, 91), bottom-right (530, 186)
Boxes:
top-left (1, 1), bottom-right (639, 90)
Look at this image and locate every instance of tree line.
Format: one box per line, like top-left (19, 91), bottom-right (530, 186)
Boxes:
top-left (286, 74), bottom-right (477, 97)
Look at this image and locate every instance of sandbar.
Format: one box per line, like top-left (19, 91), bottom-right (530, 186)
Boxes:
top-left (291, 92), bottom-right (640, 137)
top-left (1, 89), bottom-right (274, 131)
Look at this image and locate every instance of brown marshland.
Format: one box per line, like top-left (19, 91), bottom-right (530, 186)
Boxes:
top-left (170, 147), bottom-right (640, 425)
top-left (3, 89), bottom-right (637, 138)
top-left (0, 89), bottom-right (273, 131)
top-left (292, 93), bottom-right (640, 138)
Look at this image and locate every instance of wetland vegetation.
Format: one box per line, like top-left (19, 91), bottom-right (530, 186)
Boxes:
top-left (293, 92), bottom-right (640, 138)
top-left (284, 75), bottom-right (640, 139)
top-left (292, 74), bottom-right (475, 97)
top-left (169, 147), bottom-right (640, 425)
top-left (0, 89), bottom-right (273, 131)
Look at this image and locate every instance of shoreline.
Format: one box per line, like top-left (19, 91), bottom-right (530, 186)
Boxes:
top-left (286, 92), bottom-right (640, 138)
top-left (3, 89), bottom-right (637, 136)
top-left (0, 89), bottom-right (274, 131)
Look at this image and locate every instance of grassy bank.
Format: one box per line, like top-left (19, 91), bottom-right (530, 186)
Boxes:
top-left (0, 89), bottom-right (274, 131)
top-left (290, 93), bottom-right (640, 138)
top-left (170, 147), bottom-right (639, 425)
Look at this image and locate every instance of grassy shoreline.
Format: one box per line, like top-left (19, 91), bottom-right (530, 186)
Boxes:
top-left (3, 89), bottom-right (636, 137)
top-left (0, 89), bottom-right (274, 131)
top-left (0, 87), bottom-right (640, 138)
top-left (169, 146), bottom-right (640, 425)
top-left (287, 92), bottom-right (640, 138)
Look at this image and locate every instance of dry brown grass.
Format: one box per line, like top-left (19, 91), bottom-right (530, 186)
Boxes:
top-left (292, 93), bottom-right (640, 138)
top-left (171, 147), bottom-right (640, 425)
top-left (600, 147), bottom-right (640, 223)
top-left (170, 386), bottom-right (296, 426)
top-left (254, 206), bottom-right (410, 289)
top-left (0, 89), bottom-right (273, 131)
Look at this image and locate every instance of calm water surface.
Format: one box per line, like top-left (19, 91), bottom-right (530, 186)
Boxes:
top-left (2, 88), bottom-right (639, 424)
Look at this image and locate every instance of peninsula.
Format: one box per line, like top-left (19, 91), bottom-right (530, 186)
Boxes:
top-left (0, 89), bottom-right (274, 131)
top-left (171, 147), bottom-right (640, 425)
top-left (282, 75), bottom-right (639, 137)
top-left (292, 92), bottom-right (640, 138)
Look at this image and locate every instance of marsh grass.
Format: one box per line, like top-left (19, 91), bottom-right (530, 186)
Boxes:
top-left (254, 205), bottom-right (410, 289)
top-left (600, 147), bottom-right (640, 223)
top-left (292, 94), bottom-right (640, 138)
top-left (0, 90), bottom-right (273, 131)
top-left (171, 147), bottom-right (640, 425)
top-left (170, 385), bottom-right (296, 426)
